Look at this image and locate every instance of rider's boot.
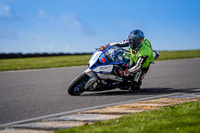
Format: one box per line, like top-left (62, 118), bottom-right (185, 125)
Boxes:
top-left (131, 69), bottom-right (147, 92)
top-left (131, 81), bottom-right (140, 92)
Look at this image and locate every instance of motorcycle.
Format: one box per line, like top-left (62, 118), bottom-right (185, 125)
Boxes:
top-left (68, 45), bottom-right (160, 96)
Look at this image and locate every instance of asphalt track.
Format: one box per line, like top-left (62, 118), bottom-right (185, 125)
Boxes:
top-left (0, 58), bottom-right (200, 125)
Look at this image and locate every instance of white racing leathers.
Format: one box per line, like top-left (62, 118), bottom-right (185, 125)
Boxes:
top-left (129, 56), bottom-right (149, 84)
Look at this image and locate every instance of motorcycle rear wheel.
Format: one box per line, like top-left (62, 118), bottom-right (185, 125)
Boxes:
top-left (68, 73), bottom-right (90, 96)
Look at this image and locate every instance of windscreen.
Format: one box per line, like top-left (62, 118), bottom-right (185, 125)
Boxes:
top-left (104, 46), bottom-right (126, 62)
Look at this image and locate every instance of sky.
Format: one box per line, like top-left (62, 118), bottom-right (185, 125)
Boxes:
top-left (0, 0), bottom-right (200, 53)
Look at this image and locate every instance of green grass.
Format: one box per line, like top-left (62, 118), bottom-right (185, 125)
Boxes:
top-left (0, 50), bottom-right (199, 71)
top-left (0, 55), bottom-right (91, 71)
top-left (55, 101), bottom-right (200, 133)
top-left (157, 50), bottom-right (200, 60)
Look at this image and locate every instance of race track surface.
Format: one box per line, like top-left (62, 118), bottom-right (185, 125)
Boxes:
top-left (0, 58), bottom-right (200, 124)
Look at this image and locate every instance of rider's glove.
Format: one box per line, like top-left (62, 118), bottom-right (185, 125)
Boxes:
top-left (100, 44), bottom-right (110, 51)
top-left (119, 70), bottom-right (131, 77)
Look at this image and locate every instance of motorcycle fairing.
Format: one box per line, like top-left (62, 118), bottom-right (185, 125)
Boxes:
top-left (88, 46), bottom-right (131, 74)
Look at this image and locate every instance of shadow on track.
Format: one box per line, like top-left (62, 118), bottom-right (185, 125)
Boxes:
top-left (80, 88), bottom-right (199, 96)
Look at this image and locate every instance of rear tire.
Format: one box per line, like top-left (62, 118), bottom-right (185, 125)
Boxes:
top-left (68, 73), bottom-right (90, 96)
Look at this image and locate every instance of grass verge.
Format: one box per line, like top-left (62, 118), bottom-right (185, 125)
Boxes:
top-left (158, 50), bottom-right (200, 60)
top-left (55, 101), bottom-right (200, 133)
top-left (0, 55), bottom-right (91, 71)
top-left (0, 50), bottom-right (199, 71)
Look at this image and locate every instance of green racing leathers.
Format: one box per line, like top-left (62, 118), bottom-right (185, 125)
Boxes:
top-left (128, 39), bottom-right (155, 72)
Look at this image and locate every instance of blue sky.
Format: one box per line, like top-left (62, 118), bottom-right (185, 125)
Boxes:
top-left (0, 0), bottom-right (200, 53)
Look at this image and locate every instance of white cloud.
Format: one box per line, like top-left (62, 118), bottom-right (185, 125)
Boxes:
top-left (38, 9), bottom-right (96, 35)
top-left (60, 13), bottom-right (96, 35)
top-left (0, 3), bottom-right (19, 18)
top-left (61, 13), bottom-right (83, 33)
top-left (39, 9), bottom-right (46, 17)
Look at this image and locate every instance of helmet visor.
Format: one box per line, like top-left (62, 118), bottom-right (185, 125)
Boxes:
top-left (129, 39), bottom-right (141, 49)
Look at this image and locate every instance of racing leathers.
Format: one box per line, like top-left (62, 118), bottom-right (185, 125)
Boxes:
top-left (108, 39), bottom-right (155, 90)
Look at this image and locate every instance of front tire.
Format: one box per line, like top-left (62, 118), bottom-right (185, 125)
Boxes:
top-left (68, 73), bottom-right (90, 96)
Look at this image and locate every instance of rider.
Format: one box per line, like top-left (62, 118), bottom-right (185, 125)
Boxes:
top-left (100, 29), bottom-right (157, 91)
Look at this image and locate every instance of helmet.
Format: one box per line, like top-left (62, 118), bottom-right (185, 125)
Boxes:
top-left (128, 29), bottom-right (144, 49)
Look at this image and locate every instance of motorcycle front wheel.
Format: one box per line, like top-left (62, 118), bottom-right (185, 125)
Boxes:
top-left (68, 72), bottom-right (90, 96)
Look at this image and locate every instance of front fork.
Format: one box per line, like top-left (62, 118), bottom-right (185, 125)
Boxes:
top-left (84, 68), bottom-right (98, 89)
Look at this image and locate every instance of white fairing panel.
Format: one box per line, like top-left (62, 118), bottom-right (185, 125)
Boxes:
top-left (93, 65), bottom-right (113, 73)
top-left (89, 51), bottom-right (102, 67)
top-left (84, 68), bottom-right (96, 77)
top-left (98, 74), bottom-right (123, 82)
